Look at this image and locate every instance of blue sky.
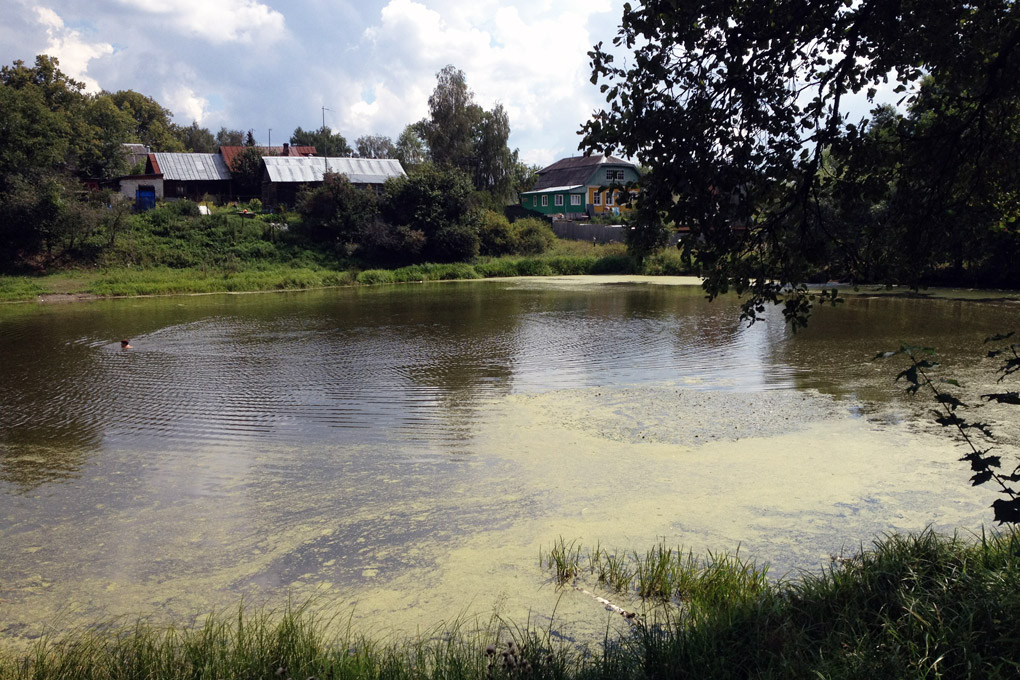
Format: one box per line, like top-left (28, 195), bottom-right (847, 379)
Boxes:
top-left (0, 0), bottom-right (628, 167)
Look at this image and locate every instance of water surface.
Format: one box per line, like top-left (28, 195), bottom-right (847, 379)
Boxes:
top-left (0, 278), bottom-right (1015, 645)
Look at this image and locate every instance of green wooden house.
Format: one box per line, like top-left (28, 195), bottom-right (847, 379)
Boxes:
top-left (520, 154), bottom-right (639, 217)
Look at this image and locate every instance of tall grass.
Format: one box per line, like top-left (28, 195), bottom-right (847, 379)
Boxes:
top-left (3, 530), bottom-right (1019, 679)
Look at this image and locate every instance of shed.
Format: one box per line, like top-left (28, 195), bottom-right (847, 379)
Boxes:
top-left (146, 152), bottom-right (232, 201)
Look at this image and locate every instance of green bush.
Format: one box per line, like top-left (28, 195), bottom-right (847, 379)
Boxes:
top-left (428, 221), bottom-right (481, 262)
top-left (512, 218), bottom-right (556, 255)
top-left (478, 210), bottom-right (517, 256)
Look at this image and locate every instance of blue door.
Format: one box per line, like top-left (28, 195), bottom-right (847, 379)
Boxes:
top-left (136, 186), bottom-right (156, 211)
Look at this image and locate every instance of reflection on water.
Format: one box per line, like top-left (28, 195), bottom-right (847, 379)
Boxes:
top-left (0, 279), bottom-right (1015, 645)
top-left (0, 281), bottom-right (793, 489)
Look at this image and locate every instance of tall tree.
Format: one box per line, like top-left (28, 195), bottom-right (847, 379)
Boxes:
top-left (472, 104), bottom-right (516, 201)
top-left (290, 126), bottom-right (352, 157)
top-left (216, 127), bottom-right (245, 147)
top-left (421, 65), bottom-right (481, 170)
top-left (582, 0), bottom-right (1020, 325)
top-left (177, 121), bottom-right (217, 153)
top-left (355, 134), bottom-right (396, 159)
top-left (420, 65), bottom-right (518, 202)
top-left (395, 123), bottom-right (427, 173)
top-left (107, 90), bottom-right (184, 151)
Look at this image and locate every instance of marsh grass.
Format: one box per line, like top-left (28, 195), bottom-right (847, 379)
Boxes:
top-left (3, 530), bottom-right (1020, 679)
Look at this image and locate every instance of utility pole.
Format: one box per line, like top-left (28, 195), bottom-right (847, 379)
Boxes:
top-left (322, 106), bottom-right (331, 175)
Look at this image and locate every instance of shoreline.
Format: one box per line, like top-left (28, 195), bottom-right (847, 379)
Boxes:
top-left (6, 273), bottom-right (1020, 308)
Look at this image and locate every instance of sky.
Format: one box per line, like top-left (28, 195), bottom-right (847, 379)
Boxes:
top-left (0, 0), bottom-right (629, 167)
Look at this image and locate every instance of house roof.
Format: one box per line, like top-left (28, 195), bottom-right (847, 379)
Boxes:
top-left (219, 145), bottom-right (317, 168)
top-left (532, 154), bottom-right (635, 191)
top-left (148, 153), bottom-right (231, 181)
top-left (520, 184), bottom-right (585, 196)
top-left (263, 156), bottom-right (406, 184)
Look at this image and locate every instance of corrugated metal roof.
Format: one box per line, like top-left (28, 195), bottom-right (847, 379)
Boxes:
top-left (149, 153), bottom-right (231, 181)
top-left (263, 157), bottom-right (406, 184)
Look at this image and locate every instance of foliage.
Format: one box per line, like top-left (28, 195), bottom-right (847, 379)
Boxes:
top-left (381, 164), bottom-right (480, 262)
top-left (510, 161), bottom-right (540, 202)
top-left (176, 121), bottom-right (217, 153)
top-left (511, 217), bottom-right (555, 255)
top-left (583, 0), bottom-right (1020, 327)
top-left (107, 89), bottom-right (184, 151)
top-left (216, 127), bottom-right (244, 147)
top-left (478, 210), bottom-right (517, 256)
top-left (290, 125), bottom-right (352, 157)
top-left (394, 123), bottom-right (427, 173)
top-left (0, 56), bottom-right (134, 268)
top-left (419, 65), bottom-right (518, 202)
top-left (879, 338), bottom-right (1020, 524)
top-left (227, 146), bottom-right (265, 199)
top-left (296, 172), bottom-right (380, 251)
top-left (354, 134), bottom-right (396, 159)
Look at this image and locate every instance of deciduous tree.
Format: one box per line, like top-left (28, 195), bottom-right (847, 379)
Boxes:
top-left (355, 134), bottom-right (396, 159)
top-left (290, 126), bottom-right (352, 157)
top-left (582, 0), bottom-right (1020, 326)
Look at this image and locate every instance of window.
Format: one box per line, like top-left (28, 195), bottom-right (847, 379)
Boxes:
top-left (541, 195), bottom-right (548, 207)
top-left (533, 196), bottom-right (538, 207)
top-left (606, 170), bottom-right (615, 180)
top-left (593, 192), bottom-right (602, 206)
top-left (606, 191), bottom-right (615, 206)
top-left (570, 194), bottom-right (581, 206)
top-left (616, 170), bottom-right (625, 180)
top-left (554, 194), bottom-right (564, 206)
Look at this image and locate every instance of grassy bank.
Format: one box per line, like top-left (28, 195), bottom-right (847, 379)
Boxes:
top-left (3, 530), bottom-right (1018, 679)
top-left (0, 240), bottom-right (697, 303)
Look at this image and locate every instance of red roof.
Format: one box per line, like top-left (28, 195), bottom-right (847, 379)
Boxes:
top-left (219, 145), bottom-right (317, 169)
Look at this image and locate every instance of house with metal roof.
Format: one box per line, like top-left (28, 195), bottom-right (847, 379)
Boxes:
top-left (262, 156), bottom-right (406, 207)
top-left (219, 143), bottom-right (317, 170)
top-left (143, 152), bottom-right (233, 201)
top-left (520, 154), bottom-right (640, 218)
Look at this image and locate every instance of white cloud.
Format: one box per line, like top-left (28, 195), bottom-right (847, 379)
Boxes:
top-left (113, 0), bottom-right (286, 45)
top-left (35, 6), bottom-right (113, 92)
top-left (350, 0), bottom-right (620, 165)
top-left (163, 84), bottom-right (210, 124)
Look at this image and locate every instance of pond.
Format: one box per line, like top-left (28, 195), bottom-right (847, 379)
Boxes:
top-left (0, 276), bottom-right (1016, 646)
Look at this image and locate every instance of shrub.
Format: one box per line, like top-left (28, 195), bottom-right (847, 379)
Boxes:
top-left (427, 220), bottom-right (481, 262)
top-left (513, 217), bottom-right (556, 255)
top-left (478, 210), bottom-right (517, 256)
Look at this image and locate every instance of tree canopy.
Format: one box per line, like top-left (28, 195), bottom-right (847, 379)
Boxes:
top-left (355, 134), bottom-right (396, 159)
top-left (420, 65), bottom-right (518, 204)
top-left (582, 0), bottom-right (1020, 325)
top-left (290, 126), bottom-right (352, 157)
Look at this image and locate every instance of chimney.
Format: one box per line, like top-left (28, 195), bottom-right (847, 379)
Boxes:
top-left (282, 142), bottom-right (290, 155)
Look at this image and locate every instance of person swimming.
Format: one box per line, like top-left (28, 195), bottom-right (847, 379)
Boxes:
top-left (120, 339), bottom-right (132, 349)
